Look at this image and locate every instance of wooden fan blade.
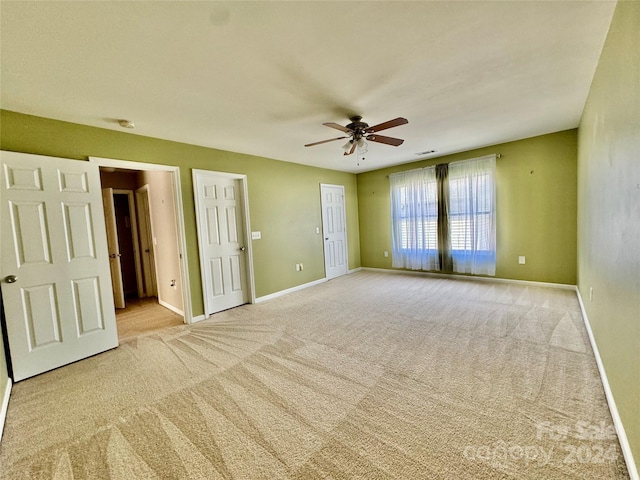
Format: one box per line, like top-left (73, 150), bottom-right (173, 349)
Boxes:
top-left (305, 136), bottom-right (348, 147)
top-left (323, 122), bottom-right (353, 134)
top-left (365, 117), bottom-right (408, 133)
top-left (366, 134), bottom-right (404, 146)
top-left (343, 141), bottom-right (357, 156)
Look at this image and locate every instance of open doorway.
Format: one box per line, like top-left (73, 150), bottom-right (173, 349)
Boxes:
top-left (102, 189), bottom-right (145, 306)
top-left (98, 164), bottom-right (187, 341)
top-left (113, 192), bottom-right (142, 301)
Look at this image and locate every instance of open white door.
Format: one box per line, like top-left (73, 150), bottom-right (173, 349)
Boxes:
top-left (0, 151), bottom-right (119, 381)
top-left (193, 170), bottom-right (250, 316)
top-left (135, 185), bottom-right (157, 298)
top-left (102, 188), bottom-right (125, 309)
top-left (321, 184), bottom-right (348, 280)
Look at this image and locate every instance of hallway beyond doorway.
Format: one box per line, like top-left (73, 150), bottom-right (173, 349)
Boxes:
top-left (116, 298), bottom-right (183, 343)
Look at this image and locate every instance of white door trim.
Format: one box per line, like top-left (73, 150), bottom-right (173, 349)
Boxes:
top-left (89, 157), bottom-right (193, 324)
top-left (0, 378), bottom-right (11, 443)
top-left (192, 169), bottom-right (255, 317)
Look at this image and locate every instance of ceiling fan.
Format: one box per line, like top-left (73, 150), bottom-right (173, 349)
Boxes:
top-left (305, 116), bottom-right (408, 155)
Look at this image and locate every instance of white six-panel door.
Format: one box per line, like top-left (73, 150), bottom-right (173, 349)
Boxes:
top-left (0, 152), bottom-right (118, 381)
top-left (193, 171), bottom-right (249, 315)
top-left (321, 184), bottom-right (348, 280)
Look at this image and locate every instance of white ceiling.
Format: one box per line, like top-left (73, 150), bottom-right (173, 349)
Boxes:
top-left (0, 1), bottom-right (616, 173)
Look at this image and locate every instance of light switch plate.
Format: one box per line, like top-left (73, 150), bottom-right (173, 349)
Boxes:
top-left (251, 231), bottom-right (261, 240)
top-left (518, 256), bottom-right (526, 264)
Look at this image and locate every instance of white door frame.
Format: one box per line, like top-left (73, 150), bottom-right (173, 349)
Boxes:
top-left (320, 183), bottom-right (349, 280)
top-left (89, 157), bottom-right (193, 324)
top-left (192, 169), bottom-right (255, 317)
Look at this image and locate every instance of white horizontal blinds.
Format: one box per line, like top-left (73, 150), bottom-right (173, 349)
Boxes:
top-left (390, 167), bottom-right (439, 270)
top-left (448, 154), bottom-right (496, 275)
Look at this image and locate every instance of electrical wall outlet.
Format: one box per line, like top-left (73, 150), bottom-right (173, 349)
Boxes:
top-left (384, 251), bottom-right (389, 257)
top-left (518, 256), bottom-right (526, 265)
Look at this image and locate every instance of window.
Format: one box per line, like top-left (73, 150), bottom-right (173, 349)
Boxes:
top-left (390, 167), bottom-right (439, 271)
top-left (390, 155), bottom-right (496, 276)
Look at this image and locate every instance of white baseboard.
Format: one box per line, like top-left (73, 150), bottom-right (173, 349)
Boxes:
top-left (189, 314), bottom-right (206, 324)
top-left (576, 288), bottom-right (639, 480)
top-left (0, 378), bottom-right (12, 444)
top-left (361, 267), bottom-right (576, 290)
top-left (255, 278), bottom-right (327, 303)
top-left (158, 299), bottom-right (184, 317)
top-left (348, 267), bottom-right (362, 274)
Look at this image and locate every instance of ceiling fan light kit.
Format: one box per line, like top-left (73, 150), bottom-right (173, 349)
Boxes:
top-left (305, 115), bottom-right (408, 156)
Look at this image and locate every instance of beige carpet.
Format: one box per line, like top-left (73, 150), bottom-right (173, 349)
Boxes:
top-left (0, 271), bottom-right (630, 479)
top-left (115, 297), bottom-right (184, 344)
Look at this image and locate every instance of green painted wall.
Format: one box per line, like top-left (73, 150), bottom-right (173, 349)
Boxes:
top-left (358, 130), bottom-right (578, 284)
top-left (0, 110), bottom-right (361, 318)
top-left (577, 0), bottom-right (640, 472)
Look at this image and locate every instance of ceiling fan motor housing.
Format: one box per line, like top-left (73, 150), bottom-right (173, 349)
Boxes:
top-left (346, 116), bottom-right (369, 139)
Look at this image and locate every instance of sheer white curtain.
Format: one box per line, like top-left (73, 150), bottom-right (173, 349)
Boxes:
top-left (448, 155), bottom-right (496, 275)
top-left (390, 167), bottom-right (440, 271)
